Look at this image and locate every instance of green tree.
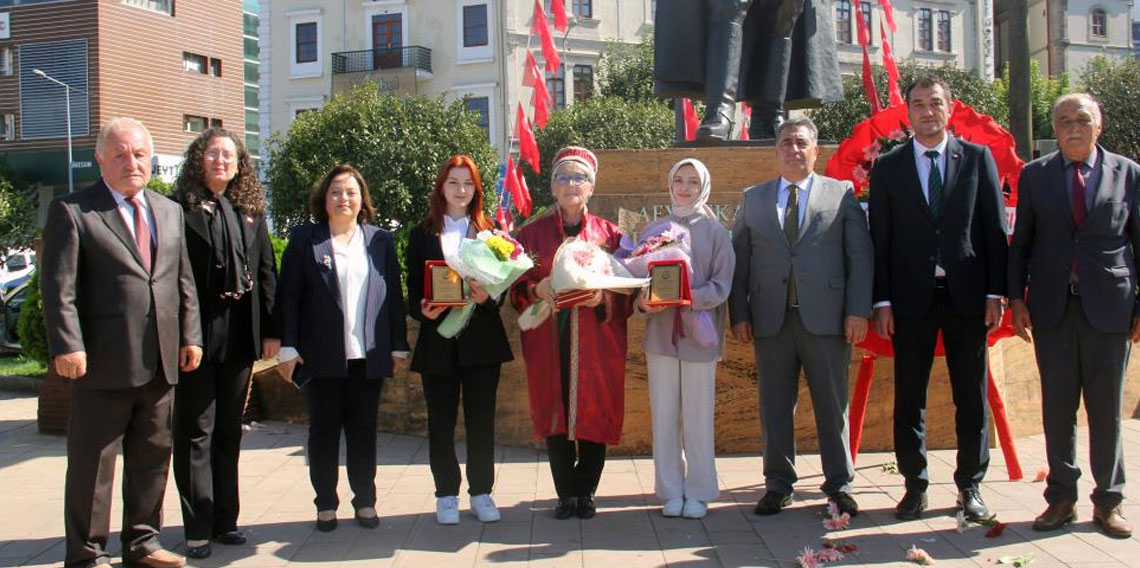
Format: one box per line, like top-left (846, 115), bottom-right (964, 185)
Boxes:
top-left (524, 97), bottom-right (674, 209)
top-left (809, 62), bottom-right (1008, 142)
top-left (993, 59), bottom-right (1069, 140)
top-left (264, 83), bottom-right (498, 236)
top-left (145, 176), bottom-right (175, 196)
top-left (16, 270), bottom-right (49, 363)
top-left (1080, 56), bottom-right (1140, 162)
top-left (0, 159), bottom-right (36, 261)
top-left (597, 29), bottom-right (661, 105)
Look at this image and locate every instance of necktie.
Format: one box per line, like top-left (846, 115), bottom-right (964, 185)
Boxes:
top-left (925, 150), bottom-right (943, 217)
top-left (1072, 161), bottom-right (1088, 227)
top-left (785, 184), bottom-right (799, 308)
top-left (127, 195), bottom-right (152, 272)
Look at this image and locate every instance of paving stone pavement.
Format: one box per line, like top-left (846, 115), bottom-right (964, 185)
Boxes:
top-left (2, 390), bottom-right (1140, 567)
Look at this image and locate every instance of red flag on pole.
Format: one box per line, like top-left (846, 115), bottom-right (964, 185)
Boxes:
top-left (523, 50), bottom-right (541, 87)
top-left (515, 103), bottom-right (541, 173)
top-left (532, 0), bottom-right (561, 74)
top-left (533, 71), bottom-right (552, 128)
top-left (515, 162), bottom-right (533, 217)
top-left (878, 0), bottom-right (897, 32)
top-left (739, 102), bottom-right (752, 141)
top-left (861, 46), bottom-right (882, 114)
top-left (881, 17), bottom-right (903, 107)
top-left (496, 198), bottom-right (514, 232)
top-left (682, 98), bottom-right (700, 141)
top-left (551, 0), bottom-right (569, 32)
top-left (854, 2), bottom-right (871, 46)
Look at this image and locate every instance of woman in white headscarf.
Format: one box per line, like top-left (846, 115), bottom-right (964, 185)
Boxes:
top-left (636, 158), bottom-right (735, 519)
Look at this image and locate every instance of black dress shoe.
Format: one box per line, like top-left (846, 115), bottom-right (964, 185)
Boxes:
top-left (186, 543), bottom-right (211, 560)
top-left (895, 490), bottom-right (928, 520)
top-left (213, 530), bottom-right (247, 545)
top-left (577, 494), bottom-right (597, 519)
top-left (754, 491), bottom-right (793, 516)
top-left (829, 492), bottom-right (860, 517)
top-left (554, 497), bottom-right (577, 520)
top-left (957, 488), bottom-right (989, 522)
top-left (355, 511), bottom-right (380, 529)
top-left (315, 517), bottom-right (338, 532)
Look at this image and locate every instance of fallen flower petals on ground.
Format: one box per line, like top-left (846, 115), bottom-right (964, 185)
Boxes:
top-left (796, 546), bottom-right (819, 568)
top-left (907, 545), bottom-right (935, 565)
top-left (986, 521), bottom-right (1008, 538)
top-left (997, 553), bottom-right (1036, 566)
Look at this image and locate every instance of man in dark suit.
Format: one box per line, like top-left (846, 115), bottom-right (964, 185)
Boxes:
top-left (868, 77), bottom-right (1008, 521)
top-left (730, 116), bottom-right (873, 517)
top-left (1009, 93), bottom-right (1140, 538)
top-left (42, 117), bottom-right (203, 568)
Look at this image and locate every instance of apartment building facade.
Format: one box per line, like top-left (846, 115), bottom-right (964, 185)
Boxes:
top-left (259, 0), bottom-right (653, 159)
top-left (0, 0), bottom-right (246, 196)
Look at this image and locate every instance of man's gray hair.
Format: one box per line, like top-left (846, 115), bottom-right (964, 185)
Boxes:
top-left (96, 117), bottom-right (154, 156)
top-left (1051, 93), bottom-right (1102, 125)
top-left (776, 116), bottom-right (819, 144)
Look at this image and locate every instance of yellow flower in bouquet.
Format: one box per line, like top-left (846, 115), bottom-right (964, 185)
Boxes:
top-left (485, 235), bottom-right (517, 262)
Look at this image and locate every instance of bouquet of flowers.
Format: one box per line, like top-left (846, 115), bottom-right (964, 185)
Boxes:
top-left (518, 238), bottom-right (649, 331)
top-left (436, 230), bottom-right (534, 338)
top-left (850, 124), bottom-right (911, 193)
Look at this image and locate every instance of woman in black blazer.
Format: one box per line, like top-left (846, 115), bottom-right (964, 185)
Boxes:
top-left (405, 155), bottom-right (513, 525)
top-left (275, 164), bottom-right (410, 532)
top-left (172, 127), bottom-right (278, 560)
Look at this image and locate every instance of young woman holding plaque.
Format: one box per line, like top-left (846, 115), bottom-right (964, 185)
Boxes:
top-left (635, 158), bottom-right (734, 519)
top-left (404, 155), bottom-right (513, 525)
top-left (275, 164), bottom-right (410, 532)
top-left (509, 146), bottom-right (634, 520)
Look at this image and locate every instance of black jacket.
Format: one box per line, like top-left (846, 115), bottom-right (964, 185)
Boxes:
top-left (404, 223), bottom-right (513, 375)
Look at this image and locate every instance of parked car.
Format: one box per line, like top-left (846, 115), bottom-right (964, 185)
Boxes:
top-left (0, 279), bottom-right (29, 354)
top-left (0, 249), bottom-right (35, 294)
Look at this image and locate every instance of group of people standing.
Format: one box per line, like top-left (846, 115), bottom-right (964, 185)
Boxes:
top-left (39, 75), bottom-right (1140, 568)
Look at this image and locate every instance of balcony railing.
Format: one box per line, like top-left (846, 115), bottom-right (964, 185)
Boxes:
top-left (331, 47), bottom-right (432, 76)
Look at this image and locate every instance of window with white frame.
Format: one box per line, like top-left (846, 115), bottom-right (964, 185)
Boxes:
top-left (465, 96), bottom-right (490, 137)
top-left (183, 52), bottom-right (207, 74)
top-left (936, 10), bottom-right (951, 51)
top-left (0, 46), bottom-right (11, 76)
top-left (1, 114), bottom-right (14, 141)
top-left (184, 114), bottom-right (207, 133)
top-left (546, 67), bottom-right (565, 110)
top-left (458, 1), bottom-right (493, 62)
top-left (835, 0), bottom-right (852, 44)
top-left (573, 0), bottom-right (592, 19)
top-left (573, 65), bottom-right (593, 102)
top-left (453, 84), bottom-right (497, 146)
top-left (287, 96), bottom-right (325, 121)
top-left (917, 8), bottom-right (933, 51)
top-left (1091, 8), bottom-right (1107, 39)
top-left (289, 10), bottom-right (322, 78)
top-left (122, 0), bottom-right (173, 15)
top-left (860, 1), bottom-right (874, 45)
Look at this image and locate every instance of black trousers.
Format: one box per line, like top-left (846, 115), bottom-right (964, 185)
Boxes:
top-left (892, 287), bottom-right (990, 492)
top-left (422, 364), bottom-right (501, 497)
top-left (65, 376), bottom-right (173, 568)
top-left (173, 358), bottom-right (254, 540)
top-left (546, 321), bottom-right (607, 500)
top-left (1035, 295), bottom-right (1129, 508)
top-left (303, 360), bottom-right (382, 511)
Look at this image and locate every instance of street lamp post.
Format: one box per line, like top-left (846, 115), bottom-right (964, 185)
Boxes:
top-left (32, 68), bottom-right (74, 194)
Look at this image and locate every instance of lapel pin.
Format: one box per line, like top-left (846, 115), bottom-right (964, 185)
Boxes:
top-left (322, 255), bottom-right (332, 269)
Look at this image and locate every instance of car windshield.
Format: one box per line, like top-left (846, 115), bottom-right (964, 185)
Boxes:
top-left (4, 256), bottom-right (26, 271)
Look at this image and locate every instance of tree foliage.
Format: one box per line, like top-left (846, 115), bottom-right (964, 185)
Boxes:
top-left (264, 83), bottom-right (498, 236)
top-left (993, 59), bottom-right (1069, 140)
top-left (16, 270), bottom-right (49, 363)
top-left (524, 96), bottom-right (674, 209)
top-left (145, 176), bottom-right (175, 196)
top-left (597, 29), bottom-right (661, 105)
top-left (809, 62), bottom-right (1008, 143)
top-left (0, 160), bottom-right (36, 262)
top-left (1081, 56), bottom-right (1140, 163)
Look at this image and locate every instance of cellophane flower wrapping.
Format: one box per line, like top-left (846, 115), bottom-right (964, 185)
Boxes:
top-left (517, 238), bottom-right (649, 331)
top-left (623, 224), bottom-right (719, 348)
top-left (437, 230), bottom-right (534, 338)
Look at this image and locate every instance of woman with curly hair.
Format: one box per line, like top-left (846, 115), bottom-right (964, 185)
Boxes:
top-left (172, 127), bottom-right (279, 559)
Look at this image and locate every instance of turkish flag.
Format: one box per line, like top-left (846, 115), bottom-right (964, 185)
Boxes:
top-left (533, 71), bottom-right (552, 128)
top-left (861, 46), bottom-right (881, 114)
top-left (532, 0), bottom-right (561, 74)
top-left (682, 98), bottom-right (700, 141)
top-left (878, 0), bottom-right (897, 32)
top-left (854, 3), bottom-right (871, 46)
top-left (515, 162), bottom-right (533, 217)
top-left (881, 18), bottom-right (903, 107)
top-left (739, 102), bottom-right (751, 141)
top-left (551, 0), bottom-right (569, 32)
top-left (523, 50), bottom-right (541, 87)
top-left (515, 103), bottom-right (541, 174)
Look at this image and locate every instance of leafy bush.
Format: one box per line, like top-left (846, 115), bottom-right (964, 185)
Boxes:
top-left (16, 270), bottom-right (49, 363)
top-left (597, 29), bottom-right (661, 105)
top-left (264, 83), bottom-right (498, 237)
top-left (0, 159), bottom-right (36, 261)
top-left (993, 59), bottom-right (1070, 141)
top-left (146, 177), bottom-right (175, 196)
top-left (526, 97), bottom-right (674, 208)
top-left (1081, 56), bottom-right (1140, 163)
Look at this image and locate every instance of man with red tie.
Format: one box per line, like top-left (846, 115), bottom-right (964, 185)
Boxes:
top-left (1009, 93), bottom-right (1140, 538)
top-left (42, 117), bottom-right (203, 568)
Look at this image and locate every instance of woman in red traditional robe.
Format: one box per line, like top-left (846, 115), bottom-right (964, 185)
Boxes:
top-left (510, 146), bottom-right (633, 520)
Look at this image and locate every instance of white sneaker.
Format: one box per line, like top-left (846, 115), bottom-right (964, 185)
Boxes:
top-left (682, 498), bottom-right (707, 519)
top-left (470, 494), bottom-right (501, 522)
top-left (662, 498), bottom-right (684, 517)
top-left (436, 496), bottom-right (460, 525)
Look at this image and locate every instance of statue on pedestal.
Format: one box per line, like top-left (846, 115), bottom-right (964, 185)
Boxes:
top-left (654, 0), bottom-right (844, 142)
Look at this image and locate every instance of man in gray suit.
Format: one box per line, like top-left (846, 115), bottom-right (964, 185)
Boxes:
top-left (42, 118), bottom-right (203, 568)
top-left (729, 116), bottom-right (873, 516)
top-left (1009, 93), bottom-right (1140, 539)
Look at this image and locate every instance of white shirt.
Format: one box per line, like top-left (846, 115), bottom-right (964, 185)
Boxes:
top-left (440, 214), bottom-right (470, 258)
top-left (333, 227), bottom-right (370, 360)
top-left (776, 174), bottom-right (814, 230)
top-left (108, 186), bottom-right (156, 246)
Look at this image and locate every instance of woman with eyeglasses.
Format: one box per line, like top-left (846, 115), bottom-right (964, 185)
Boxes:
top-left (405, 156), bottom-right (514, 525)
top-left (635, 158), bottom-right (734, 519)
top-left (172, 127), bottom-right (279, 559)
top-left (510, 146), bottom-right (634, 520)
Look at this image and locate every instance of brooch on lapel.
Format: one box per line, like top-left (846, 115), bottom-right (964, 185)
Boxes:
top-left (321, 255), bottom-right (332, 269)
top-left (245, 215), bottom-right (255, 224)
top-left (201, 200), bottom-right (216, 214)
